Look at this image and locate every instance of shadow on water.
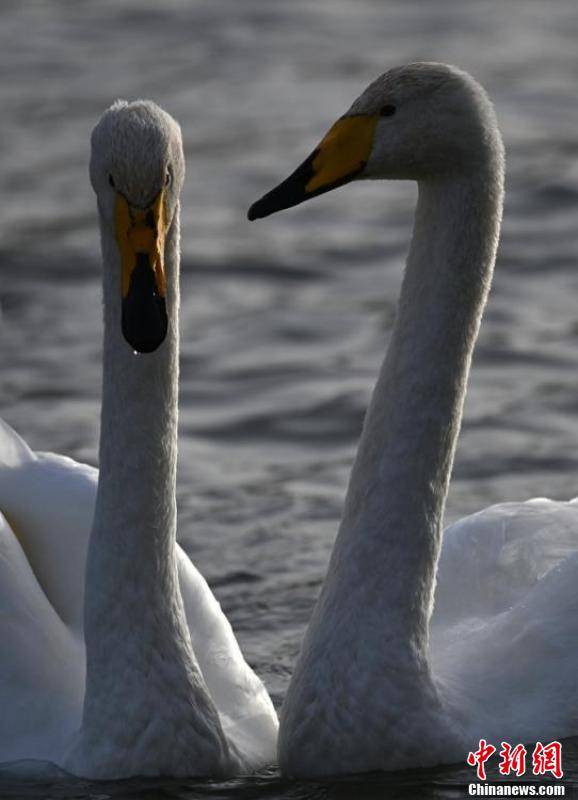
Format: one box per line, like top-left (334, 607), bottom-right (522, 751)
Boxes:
top-left (1, 744), bottom-right (578, 800)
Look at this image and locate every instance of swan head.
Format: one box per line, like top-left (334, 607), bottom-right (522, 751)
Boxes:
top-left (90, 100), bottom-right (184, 354)
top-left (248, 63), bottom-right (501, 220)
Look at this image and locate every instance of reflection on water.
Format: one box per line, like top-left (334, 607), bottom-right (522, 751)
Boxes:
top-left (2, 0), bottom-right (578, 797)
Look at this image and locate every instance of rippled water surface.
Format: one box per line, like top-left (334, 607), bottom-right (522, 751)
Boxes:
top-left (2, 0), bottom-right (578, 797)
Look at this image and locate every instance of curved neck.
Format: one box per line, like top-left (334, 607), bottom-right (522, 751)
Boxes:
top-left (343, 167), bottom-right (502, 639)
top-left (279, 141), bottom-right (505, 776)
top-left (305, 154), bottom-right (503, 669)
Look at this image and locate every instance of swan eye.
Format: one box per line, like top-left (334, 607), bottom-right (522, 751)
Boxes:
top-left (380, 104), bottom-right (396, 118)
top-left (108, 174), bottom-right (116, 189)
top-left (165, 170), bottom-right (172, 188)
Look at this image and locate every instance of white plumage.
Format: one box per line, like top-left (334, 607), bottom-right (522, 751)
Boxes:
top-left (250, 63), bottom-right (578, 777)
top-left (0, 100), bottom-right (278, 779)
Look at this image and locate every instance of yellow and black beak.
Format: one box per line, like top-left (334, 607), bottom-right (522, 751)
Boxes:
top-left (248, 114), bottom-right (378, 220)
top-left (115, 189), bottom-right (168, 354)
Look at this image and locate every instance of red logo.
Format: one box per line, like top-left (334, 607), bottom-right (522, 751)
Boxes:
top-left (467, 739), bottom-right (496, 780)
top-left (498, 742), bottom-right (527, 777)
top-left (532, 741), bottom-right (563, 779)
top-left (466, 739), bottom-right (564, 780)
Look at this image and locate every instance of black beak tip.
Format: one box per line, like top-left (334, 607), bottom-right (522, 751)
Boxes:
top-left (247, 150), bottom-right (318, 222)
top-left (122, 259), bottom-right (168, 355)
top-left (247, 199), bottom-right (270, 221)
top-left (126, 333), bottom-right (167, 354)
top-left (122, 318), bottom-right (168, 355)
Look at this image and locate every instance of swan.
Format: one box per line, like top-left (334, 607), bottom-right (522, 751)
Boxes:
top-left (0, 100), bottom-right (278, 779)
top-left (249, 63), bottom-right (578, 777)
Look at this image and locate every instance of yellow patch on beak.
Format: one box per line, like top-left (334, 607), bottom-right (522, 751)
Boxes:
top-left (115, 189), bottom-right (168, 299)
top-left (247, 114), bottom-right (379, 220)
top-left (306, 115), bottom-right (379, 194)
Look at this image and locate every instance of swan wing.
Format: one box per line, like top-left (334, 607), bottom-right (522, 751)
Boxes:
top-left (0, 509), bottom-right (84, 764)
top-left (0, 418), bottom-right (97, 632)
top-left (434, 498), bottom-right (578, 628)
top-left (0, 418), bottom-right (277, 766)
top-left (432, 499), bottom-right (578, 743)
top-left (177, 550), bottom-right (278, 766)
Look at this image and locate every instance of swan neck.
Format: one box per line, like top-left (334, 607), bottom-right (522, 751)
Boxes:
top-left (342, 163), bottom-right (503, 640)
top-left (70, 203), bottom-right (234, 776)
top-left (279, 131), bottom-right (504, 778)
top-left (98, 208), bottom-right (180, 544)
top-left (85, 206), bottom-right (183, 622)
top-left (294, 155), bottom-right (504, 678)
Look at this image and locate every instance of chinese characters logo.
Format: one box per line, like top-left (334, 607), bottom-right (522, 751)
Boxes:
top-left (467, 739), bottom-right (563, 781)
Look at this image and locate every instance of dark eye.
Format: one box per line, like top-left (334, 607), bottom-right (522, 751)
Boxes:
top-left (165, 170), bottom-right (172, 187)
top-left (108, 174), bottom-right (116, 188)
top-left (380, 104), bottom-right (396, 118)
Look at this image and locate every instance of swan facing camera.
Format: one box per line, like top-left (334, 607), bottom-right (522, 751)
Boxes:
top-left (114, 187), bottom-right (170, 354)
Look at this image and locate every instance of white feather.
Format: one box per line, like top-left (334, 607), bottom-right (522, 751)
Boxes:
top-left (0, 101), bottom-right (278, 779)
top-left (276, 64), bottom-right (578, 777)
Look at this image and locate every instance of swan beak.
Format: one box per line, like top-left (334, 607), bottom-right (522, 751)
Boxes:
top-left (248, 114), bottom-right (378, 220)
top-left (115, 190), bottom-right (168, 354)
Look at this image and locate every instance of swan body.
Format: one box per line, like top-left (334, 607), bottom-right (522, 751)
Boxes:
top-left (0, 101), bottom-right (277, 778)
top-left (249, 63), bottom-right (578, 776)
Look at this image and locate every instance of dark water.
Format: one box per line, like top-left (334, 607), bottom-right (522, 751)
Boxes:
top-left (1, 757), bottom-right (577, 800)
top-left (2, 0), bottom-right (578, 797)
top-left (0, 757), bottom-right (577, 800)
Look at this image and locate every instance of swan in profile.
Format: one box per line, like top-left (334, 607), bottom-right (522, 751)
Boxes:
top-left (249, 63), bottom-right (578, 777)
top-left (0, 100), bottom-right (278, 779)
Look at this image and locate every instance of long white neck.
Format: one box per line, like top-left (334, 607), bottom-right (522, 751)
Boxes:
top-left (279, 150), bottom-right (504, 773)
top-left (96, 219), bottom-right (180, 582)
top-left (69, 206), bottom-right (232, 778)
top-left (339, 167), bottom-right (503, 647)
top-left (86, 208), bottom-right (182, 645)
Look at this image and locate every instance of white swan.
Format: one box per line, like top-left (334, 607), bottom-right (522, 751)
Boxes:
top-left (249, 63), bottom-right (578, 777)
top-left (0, 100), bottom-right (278, 779)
